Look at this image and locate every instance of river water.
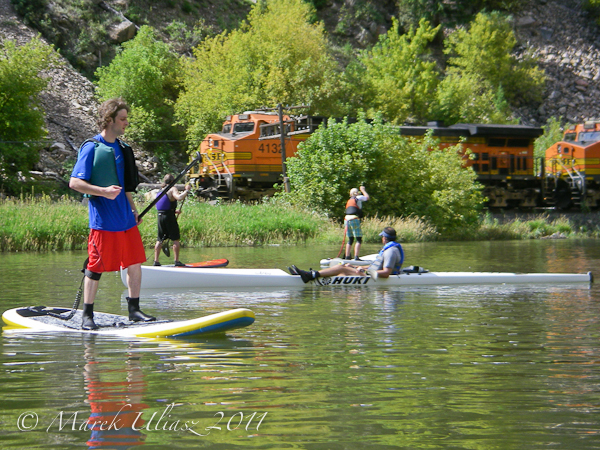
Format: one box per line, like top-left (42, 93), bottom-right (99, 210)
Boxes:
top-left (1, 240), bottom-right (599, 449)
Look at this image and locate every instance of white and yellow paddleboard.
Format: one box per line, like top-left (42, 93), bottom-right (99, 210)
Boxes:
top-left (1, 306), bottom-right (254, 338)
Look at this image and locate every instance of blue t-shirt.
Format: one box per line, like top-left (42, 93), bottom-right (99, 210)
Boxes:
top-left (71, 135), bottom-right (137, 232)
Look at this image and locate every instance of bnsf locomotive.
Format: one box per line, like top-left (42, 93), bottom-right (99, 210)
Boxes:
top-left (188, 111), bottom-right (322, 200)
top-left (188, 111), bottom-right (600, 209)
top-left (544, 121), bottom-right (600, 209)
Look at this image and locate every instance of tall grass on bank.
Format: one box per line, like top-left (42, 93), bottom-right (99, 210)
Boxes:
top-left (0, 194), bottom-right (89, 251)
top-left (1, 194), bottom-right (597, 252)
top-left (473, 213), bottom-right (575, 240)
top-left (147, 200), bottom-right (331, 247)
top-left (317, 215), bottom-right (440, 245)
top-left (0, 195), bottom-right (337, 251)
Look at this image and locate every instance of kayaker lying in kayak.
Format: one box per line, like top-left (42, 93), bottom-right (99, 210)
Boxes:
top-left (291, 227), bottom-right (404, 283)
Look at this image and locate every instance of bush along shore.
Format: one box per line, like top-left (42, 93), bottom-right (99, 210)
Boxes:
top-left (1, 194), bottom-right (599, 252)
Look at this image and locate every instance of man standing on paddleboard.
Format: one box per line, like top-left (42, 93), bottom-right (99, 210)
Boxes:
top-left (69, 98), bottom-right (155, 330)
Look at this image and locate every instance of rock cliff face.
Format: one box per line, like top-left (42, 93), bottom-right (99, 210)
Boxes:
top-left (0, 0), bottom-right (97, 182)
top-left (2, 0), bottom-right (600, 182)
top-left (512, 0), bottom-right (600, 125)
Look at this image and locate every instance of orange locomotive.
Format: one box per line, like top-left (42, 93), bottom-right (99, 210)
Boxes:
top-left (191, 115), bottom-right (546, 206)
top-left (188, 111), bottom-right (322, 200)
top-left (545, 121), bottom-right (600, 209)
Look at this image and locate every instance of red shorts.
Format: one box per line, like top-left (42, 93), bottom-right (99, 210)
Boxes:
top-left (87, 227), bottom-right (147, 273)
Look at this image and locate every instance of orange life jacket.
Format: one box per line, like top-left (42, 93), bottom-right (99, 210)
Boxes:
top-left (345, 197), bottom-right (363, 217)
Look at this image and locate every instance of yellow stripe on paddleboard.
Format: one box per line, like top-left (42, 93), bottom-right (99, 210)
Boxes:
top-left (1, 311), bottom-right (26, 328)
top-left (125, 309), bottom-right (255, 338)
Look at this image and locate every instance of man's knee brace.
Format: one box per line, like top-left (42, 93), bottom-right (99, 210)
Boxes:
top-left (84, 269), bottom-right (102, 281)
top-left (81, 258), bottom-right (102, 280)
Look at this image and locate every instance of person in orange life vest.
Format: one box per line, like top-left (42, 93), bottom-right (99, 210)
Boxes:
top-left (344, 186), bottom-right (370, 260)
top-left (69, 98), bottom-right (155, 331)
top-left (153, 174), bottom-right (192, 266)
top-left (291, 226), bottom-right (403, 283)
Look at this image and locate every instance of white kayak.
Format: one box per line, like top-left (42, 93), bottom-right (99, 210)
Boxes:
top-left (123, 266), bottom-right (593, 289)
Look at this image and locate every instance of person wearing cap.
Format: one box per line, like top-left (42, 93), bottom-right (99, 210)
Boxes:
top-left (291, 227), bottom-right (404, 283)
top-left (344, 186), bottom-right (369, 260)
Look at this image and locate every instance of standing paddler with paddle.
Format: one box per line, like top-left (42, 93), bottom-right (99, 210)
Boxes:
top-left (344, 186), bottom-right (370, 261)
top-left (152, 173), bottom-right (192, 267)
top-left (69, 98), bottom-right (155, 330)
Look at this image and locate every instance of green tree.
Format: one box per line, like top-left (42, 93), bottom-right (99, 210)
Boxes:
top-left (582, 0), bottom-right (600, 24)
top-left (348, 18), bottom-right (440, 124)
top-left (285, 118), bottom-right (484, 233)
top-left (534, 116), bottom-right (565, 160)
top-left (175, 0), bottom-right (341, 143)
top-left (397, 0), bottom-right (526, 28)
top-left (95, 26), bottom-right (184, 160)
top-left (444, 11), bottom-right (545, 105)
top-left (0, 37), bottom-right (60, 194)
top-left (432, 72), bottom-right (515, 125)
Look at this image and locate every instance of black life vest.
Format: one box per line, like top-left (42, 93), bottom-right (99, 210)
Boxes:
top-left (118, 139), bottom-right (140, 193)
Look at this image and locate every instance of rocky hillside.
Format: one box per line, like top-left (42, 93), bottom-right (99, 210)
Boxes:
top-left (0, 0), bottom-right (98, 182)
top-left (2, 0), bottom-right (600, 183)
top-left (512, 0), bottom-right (600, 125)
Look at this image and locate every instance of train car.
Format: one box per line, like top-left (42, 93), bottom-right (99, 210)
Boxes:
top-left (188, 111), bottom-right (323, 200)
top-left (399, 122), bottom-right (544, 208)
top-left (189, 115), bottom-right (546, 208)
top-left (545, 121), bottom-right (600, 209)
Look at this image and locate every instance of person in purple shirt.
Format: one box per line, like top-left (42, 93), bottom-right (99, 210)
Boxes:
top-left (153, 173), bottom-right (192, 266)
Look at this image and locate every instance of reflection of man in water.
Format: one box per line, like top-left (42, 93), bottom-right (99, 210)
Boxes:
top-left (84, 339), bottom-right (147, 448)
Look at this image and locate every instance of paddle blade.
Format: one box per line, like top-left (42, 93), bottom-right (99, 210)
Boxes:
top-left (367, 268), bottom-right (379, 280)
top-left (162, 240), bottom-right (171, 257)
top-left (185, 259), bottom-right (229, 268)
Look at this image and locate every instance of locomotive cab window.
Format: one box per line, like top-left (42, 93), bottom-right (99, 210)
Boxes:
top-left (564, 132), bottom-right (576, 142)
top-left (260, 125), bottom-right (276, 137)
top-left (577, 131), bottom-right (600, 144)
top-left (234, 122), bottom-right (255, 133)
top-left (223, 124), bottom-right (232, 133)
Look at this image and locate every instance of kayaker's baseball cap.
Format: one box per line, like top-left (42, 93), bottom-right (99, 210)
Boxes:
top-left (379, 227), bottom-right (397, 240)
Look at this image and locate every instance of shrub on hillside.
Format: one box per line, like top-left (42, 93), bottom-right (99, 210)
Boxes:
top-left (0, 37), bottom-right (60, 195)
top-left (283, 118), bottom-right (485, 233)
top-left (95, 26), bottom-right (185, 160)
